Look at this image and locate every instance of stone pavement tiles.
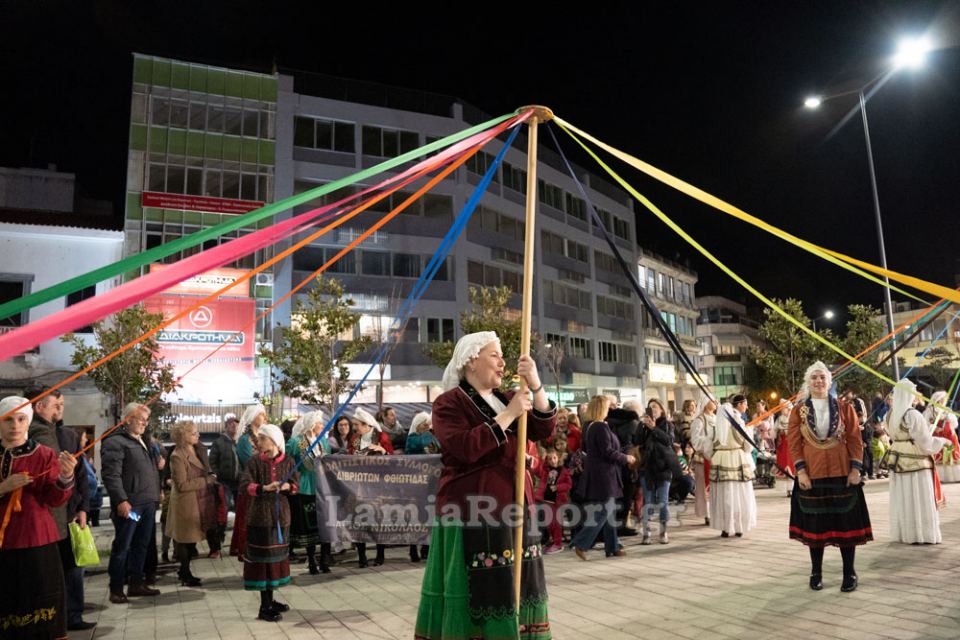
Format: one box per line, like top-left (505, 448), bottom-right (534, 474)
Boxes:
top-left (74, 479), bottom-right (960, 639)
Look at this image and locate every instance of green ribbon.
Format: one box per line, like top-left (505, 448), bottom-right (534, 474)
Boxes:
top-left (0, 112), bottom-right (517, 323)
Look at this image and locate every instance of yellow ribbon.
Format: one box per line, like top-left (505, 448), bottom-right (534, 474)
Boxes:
top-left (553, 116), bottom-right (939, 306)
top-left (554, 119), bottom-right (956, 416)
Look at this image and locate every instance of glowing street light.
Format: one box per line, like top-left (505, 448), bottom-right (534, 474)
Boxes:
top-left (804, 96), bottom-right (823, 109)
top-left (892, 35), bottom-right (933, 70)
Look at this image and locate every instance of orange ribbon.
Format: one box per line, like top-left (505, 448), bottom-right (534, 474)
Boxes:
top-left (0, 480), bottom-right (25, 548)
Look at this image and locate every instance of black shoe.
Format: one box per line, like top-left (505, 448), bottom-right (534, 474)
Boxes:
top-left (321, 563), bottom-right (331, 574)
top-left (720, 531), bottom-right (730, 538)
top-left (179, 575), bottom-right (202, 587)
top-left (809, 574), bottom-right (823, 591)
top-left (374, 552), bottom-right (385, 566)
top-left (410, 549), bottom-right (421, 563)
top-left (67, 620), bottom-right (97, 631)
top-left (841, 574), bottom-right (858, 592)
top-left (269, 601), bottom-right (290, 613)
top-left (161, 552), bottom-right (171, 564)
top-left (734, 533), bottom-right (743, 538)
top-left (617, 527), bottom-right (639, 537)
top-left (420, 545), bottom-right (429, 560)
top-left (257, 607), bottom-right (282, 622)
top-left (358, 558), bottom-right (369, 568)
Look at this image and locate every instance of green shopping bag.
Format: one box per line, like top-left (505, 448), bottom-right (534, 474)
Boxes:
top-left (68, 522), bottom-right (100, 567)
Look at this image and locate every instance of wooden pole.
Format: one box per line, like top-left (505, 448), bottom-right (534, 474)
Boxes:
top-left (513, 105), bottom-right (553, 614)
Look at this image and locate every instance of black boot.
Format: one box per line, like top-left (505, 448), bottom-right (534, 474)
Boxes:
top-left (840, 547), bottom-right (858, 592)
top-left (307, 545), bottom-right (320, 575)
top-left (320, 543), bottom-right (335, 568)
top-left (356, 543), bottom-right (368, 568)
top-left (809, 546), bottom-right (824, 591)
top-left (178, 544), bottom-right (202, 586)
top-left (258, 590), bottom-right (282, 622)
top-left (374, 544), bottom-right (386, 566)
top-left (420, 545), bottom-right (429, 560)
top-left (409, 545), bottom-right (420, 563)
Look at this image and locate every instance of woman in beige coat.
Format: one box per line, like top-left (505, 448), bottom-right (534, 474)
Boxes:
top-left (166, 421), bottom-right (215, 587)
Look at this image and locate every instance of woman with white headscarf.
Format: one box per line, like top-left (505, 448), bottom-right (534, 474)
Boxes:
top-left (788, 362), bottom-right (872, 593)
top-left (688, 394), bottom-right (716, 526)
top-left (286, 411), bottom-right (332, 575)
top-left (415, 331), bottom-right (557, 640)
top-left (888, 379), bottom-right (950, 544)
top-left (405, 412), bottom-right (440, 455)
top-left (230, 403), bottom-right (268, 560)
top-left (924, 390), bottom-right (960, 483)
top-left (700, 399), bottom-right (756, 538)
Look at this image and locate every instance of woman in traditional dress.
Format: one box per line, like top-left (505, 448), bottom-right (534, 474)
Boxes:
top-left (788, 362), bottom-right (872, 592)
top-left (415, 331), bottom-right (556, 640)
top-left (286, 411), bottom-right (332, 575)
top-left (242, 424), bottom-right (298, 622)
top-left (887, 378), bottom-right (949, 544)
top-left (924, 391), bottom-right (960, 483)
top-left (688, 394), bottom-right (715, 526)
top-left (166, 420), bottom-right (216, 587)
top-left (349, 407), bottom-right (392, 567)
top-left (0, 396), bottom-right (76, 640)
top-left (230, 403), bottom-right (268, 560)
top-left (701, 399), bottom-right (756, 538)
top-left (774, 401), bottom-right (795, 496)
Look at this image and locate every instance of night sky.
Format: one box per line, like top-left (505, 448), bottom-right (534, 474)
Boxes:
top-left (2, 1), bottom-right (958, 326)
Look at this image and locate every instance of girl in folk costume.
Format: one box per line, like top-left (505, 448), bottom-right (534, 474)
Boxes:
top-left (687, 394), bottom-right (714, 526)
top-left (788, 362), bottom-right (872, 593)
top-left (285, 411), bottom-right (332, 575)
top-left (230, 403), bottom-right (268, 560)
top-left (774, 401), bottom-right (796, 496)
top-left (924, 391), bottom-right (960, 483)
top-left (0, 397), bottom-right (77, 640)
top-left (887, 379), bottom-right (950, 544)
top-left (350, 407), bottom-right (391, 568)
top-left (700, 399), bottom-right (757, 538)
top-left (241, 424), bottom-right (298, 622)
top-left (415, 332), bottom-right (557, 640)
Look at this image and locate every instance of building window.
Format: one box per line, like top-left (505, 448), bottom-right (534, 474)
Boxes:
top-left (647, 267), bottom-right (656, 293)
top-left (492, 247), bottom-right (523, 265)
top-left (597, 295), bottom-right (634, 320)
top-left (595, 251), bottom-right (619, 274)
top-left (476, 206), bottom-right (524, 241)
top-left (541, 231), bottom-right (588, 264)
top-left (599, 341), bottom-right (636, 364)
top-left (393, 253), bottom-right (421, 278)
top-left (465, 151), bottom-right (499, 181)
top-left (545, 281), bottom-right (591, 311)
top-left (294, 116), bottom-right (355, 153)
top-left (638, 265), bottom-right (646, 289)
top-left (467, 260), bottom-right (520, 293)
top-left (596, 208), bottom-right (612, 231)
top-left (362, 125), bottom-right (419, 157)
top-left (361, 252), bottom-right (390, 276)
top-left (537, 180), bottom-right (564, 209)
top-left (683, 282), bottom-right (692, 306)
top-left (422, 194), bottom-right (453, 220)
top-left (503, 162), bottom-right (527, 193)
top-left (66, 285), bottom-right (96, 333)
top-left (714, 366), bottom-right (739, 386)
top-left (426, 318), bottom-right (455, 343)
top-left (0, 278), bottom-right (30, 329)
top-left (569, 336), bottom-right (592, 359)
top-left (613, 217), bottom-right (630, 240)
top-left (565, 193), bottom-right (587, 222)
top-left (324, 248), bottom-right (356, 274)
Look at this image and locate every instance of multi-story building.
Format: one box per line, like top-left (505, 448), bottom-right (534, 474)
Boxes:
top-left (695, 296), bottom-right (764, 400)
top-left (876, 300), bottom-right (960, 384)
top-left (123, 54), bottom-right (712, 413)
top-left (636, 249), bottom-right (700, 411)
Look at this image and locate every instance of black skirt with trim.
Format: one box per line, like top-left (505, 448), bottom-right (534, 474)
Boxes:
top-left (0, 542), bottom-right (67, 639)
top-left (789, 476), bottom-right (873, 548)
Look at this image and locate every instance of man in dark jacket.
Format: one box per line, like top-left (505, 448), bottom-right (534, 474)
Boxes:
top-left (27, 387), bottom-right (94, 631)
top-left (209, 413), bottom-right (240, 510)
top-left (101, 402), bottom-right (162, 603)
top-left (606, 402), bottom-right (641, 536)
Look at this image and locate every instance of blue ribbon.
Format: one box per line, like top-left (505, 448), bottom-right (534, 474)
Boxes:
top-left (901, 310), bottom-right (960, 379)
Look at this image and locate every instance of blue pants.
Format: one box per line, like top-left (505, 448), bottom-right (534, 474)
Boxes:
top-left (570, 499), bottom-right (620, 555)
top-left (640, 478), bottom-right (671, 527)
top-left (108, 503), bottom-right (157, 592)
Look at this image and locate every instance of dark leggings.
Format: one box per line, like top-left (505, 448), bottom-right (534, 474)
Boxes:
top-left (177, 542), bottom-right (195, 578)
top-left (809, 546), bottom-right (856, 576)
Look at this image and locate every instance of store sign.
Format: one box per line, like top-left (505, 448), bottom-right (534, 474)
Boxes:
top-left (148, 265), bottom-right (251, 298)
top-left (141, 191), bottom-right (264, 215)
top-left (546, 388), bottom-right (590, 405)
top-left (649, 363), bottom-right (677, 384)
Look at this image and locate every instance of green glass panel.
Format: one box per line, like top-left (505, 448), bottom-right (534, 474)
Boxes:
top-left (243, 74), bottom-right (260, 100)
top-left (184, 211), bottom-right (202, 224)
top-left (165, 210), bottom-right (183, 223)
top-left (152, 59), bottom-right (171, 87)
top-left (204, 133), bottom-right (222, 159)
top-left (207, 69), bottom-right (226, 95)
top-left (129, 124), bottom-right (147, 151)
top-left (258, 217), bottom-right (270, 229)
top-left (168, 129), bottom-right (186, 155)
top-left (222, 136), bottom-right (241, 161)
top-left (259, 139), bottom-right (275, 165)
top-left (149, 127), bottom-right (168, 153)
top-left (255, 285), bottom-right (272, 298)
top-left (260, 77), bottom-right (277, 103)
top-left (126, 192), bottom-right (143, 220)
top-left (145, 208), bottom-right (163, 221)
top-left (186, 130), bottom-right (204, 157)
top-left (225, 72), bottom-right (244, 98)
top-left (124, 269), bottom-right (140, 283)
top-left (133, 57), bottom-right (151, 84)
top-left (170, 63), bottom-right (190, 90)
top-left (189, 66), bottom-right (207, 92)
top-left (241, 138), bottom-right (258, 163)
top-left (203, 212), bottom-right (221, 226)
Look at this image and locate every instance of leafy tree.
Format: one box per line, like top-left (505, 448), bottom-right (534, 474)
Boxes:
top-left (260, 276), bottom-right (372, 411)
top-left (424, 285), bottom-right (532, 388)
top-left (837, 304), bottom-right (886, 397)
top-left (61, 305), bottom-right (179, 427)
top-left (924, 346), bottom-right (958, 390)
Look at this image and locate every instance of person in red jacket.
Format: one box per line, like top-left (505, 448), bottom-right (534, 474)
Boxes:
top-left (0, 395), bottom-right (77, 640)
top-left (536, 448), bottom-right (572, 554)
top-left (350, 408), bottom-right (395, 455)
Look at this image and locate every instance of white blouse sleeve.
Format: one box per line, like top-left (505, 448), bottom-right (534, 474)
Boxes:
top-left (699, 419), bottom-right (716, 459)
top-left (690, 417), bottom-right (708, 454)
top-left (906, 409), bottom-right (949, 455)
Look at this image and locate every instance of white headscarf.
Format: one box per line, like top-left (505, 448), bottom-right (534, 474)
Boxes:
top-left (0, 396), bottom-right (33, 423)
top-left (715, 402), bottom-right (744, 444)
top-left (923, 391), bottom-right (948, 424)
top-left (352, 407), bottom-right (381, 432)
top-left (693, 393), bottom-right (715, 419)
top-left (257, 423), bottom-right (285, 452)
top-left (796, 361), bottom-right (832, 403)
top-left (888, 378), bottom-right (919, 434)
top-left (408, 412), bottom-right (431, 436)
top-left (441, 331), bottom-right (500, 391)
top-left (291, 410), bottom-right (326, 439)
top-left (241, 403), bottom-right (267, 429)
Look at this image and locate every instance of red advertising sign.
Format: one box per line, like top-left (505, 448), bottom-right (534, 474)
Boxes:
top-left (143, 294), bottom-right (257, 403)
top-left (141, 191), bottom-right (264, 215)
top-left (148, 265), bottom-right (251, 298)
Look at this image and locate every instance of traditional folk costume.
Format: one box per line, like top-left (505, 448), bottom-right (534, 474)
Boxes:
top-left (888, 379), bottom-right (949, 544)
top-left (788, 362), bottom-right (872, 592)
top-left (924, 392), bottom-right (960, 484)
top-left (285, 411), bottom-right (331, 574)
top-left (230, 403), bottom-right (266, 560)
top-left (687, 395), bottom-right (713, 525)
top-left (774, 402), bottom-right (796, 488)
top-left (701, 402), bottom-right (756, 537)
top-left (415, 332), bottom-right (557, 640)
top-left (241, 424), bottom-right (299, 621)
top-left (0, 397), bottom-right (74, 640)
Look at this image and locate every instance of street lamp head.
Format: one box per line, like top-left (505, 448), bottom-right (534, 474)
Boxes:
top-left (893, 35), bottom-right (932, 70)
top-left (804, 95), bottom-right (823, 109)
top-left (824, 310), bottom-right (835, 320)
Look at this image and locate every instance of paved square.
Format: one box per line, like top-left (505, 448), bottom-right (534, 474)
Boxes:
top-left (75, 479), bottom-right (960, 639)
